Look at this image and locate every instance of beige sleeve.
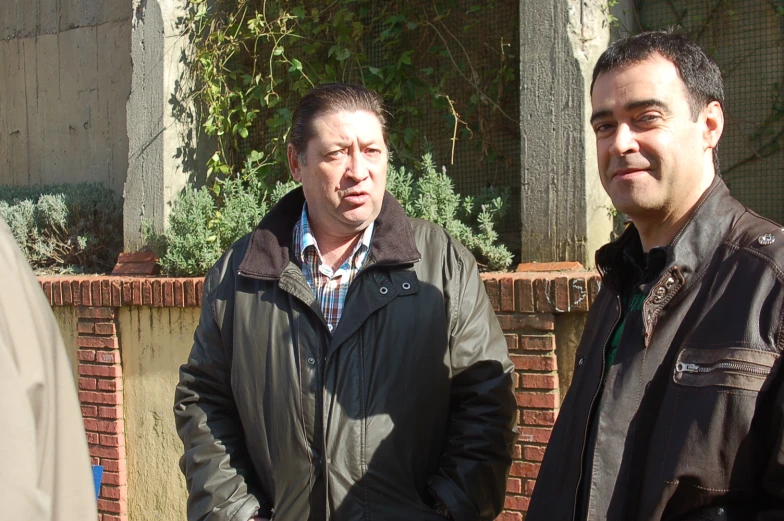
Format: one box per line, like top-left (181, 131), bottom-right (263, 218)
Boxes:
top-left (0, 220), bottom-right (97, 521)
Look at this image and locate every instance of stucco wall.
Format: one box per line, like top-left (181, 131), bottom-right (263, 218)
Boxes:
top-left (119, 305), bottom-right (197, 521)
top-left (0, 0), bottom-right (131, 195)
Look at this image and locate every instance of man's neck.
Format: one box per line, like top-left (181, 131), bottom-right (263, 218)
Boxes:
top-left (311, 228), bottom-right (364, 272)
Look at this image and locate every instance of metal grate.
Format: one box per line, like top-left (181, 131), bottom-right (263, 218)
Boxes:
top-left (634, 0), bottom-right (784, 224)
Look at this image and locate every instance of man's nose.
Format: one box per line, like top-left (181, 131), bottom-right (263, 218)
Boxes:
top-left (609, 123), bottom-right (639, 156)
top-left (345, 148), bottom-right (369, 181)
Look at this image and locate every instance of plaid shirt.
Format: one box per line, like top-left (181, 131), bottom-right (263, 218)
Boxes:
top-left (292, 204), bottom-right (374, 334)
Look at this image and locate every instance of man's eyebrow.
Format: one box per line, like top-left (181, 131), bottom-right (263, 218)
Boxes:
top-left (590, 99), bottom-right (671, 125)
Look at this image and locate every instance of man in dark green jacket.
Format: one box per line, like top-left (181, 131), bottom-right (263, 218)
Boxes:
top-left (174, 84), bottom-right (517, 521)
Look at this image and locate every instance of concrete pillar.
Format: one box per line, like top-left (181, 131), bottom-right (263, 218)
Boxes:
top-left (519, 0), bottom-right (614, 267)
top-left (124, 0), bottom-right (203, 251)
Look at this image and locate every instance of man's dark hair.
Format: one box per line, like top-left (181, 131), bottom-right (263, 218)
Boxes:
top-left (289, 83), bottom-right (389, 164)
top-left (591, 29), bottom-right (724, 120)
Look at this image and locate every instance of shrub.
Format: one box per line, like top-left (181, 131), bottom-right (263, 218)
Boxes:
top-left (150, 154), bottom-right (512, 276)
top-left (0, 183), bottom-right (123, 274)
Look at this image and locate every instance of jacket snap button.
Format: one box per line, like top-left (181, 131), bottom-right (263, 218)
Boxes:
top-left (578, 358), bottom-right (584, 366)
top-left (380, 287), bottom-right (388, 294)
top-left (402, 282), bottom-right (411, 290)
top-left (717, 508), bottom-right (725, 516)
top-left (307, 357), bottom-right (315, 365)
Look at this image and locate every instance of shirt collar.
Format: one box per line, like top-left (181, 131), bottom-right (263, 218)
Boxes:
top-left (293, 203), bottom-right (375, 269)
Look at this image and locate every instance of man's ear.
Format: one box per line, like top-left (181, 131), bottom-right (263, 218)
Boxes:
top-left (703, 100), bottom-right (724, 151)
top-left (287, 144), bottom-right (302, 182)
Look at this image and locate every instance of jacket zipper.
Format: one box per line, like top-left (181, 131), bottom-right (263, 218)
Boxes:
top-left (572, 292), bottom-right (621, 521)
top-left (676, 360), bottom-right (771, 377)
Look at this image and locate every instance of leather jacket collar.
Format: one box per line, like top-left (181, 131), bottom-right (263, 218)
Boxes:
top-left (596, 176), bottom-right (745, 294)
top-left (237, 187), bottom-right (422, 280)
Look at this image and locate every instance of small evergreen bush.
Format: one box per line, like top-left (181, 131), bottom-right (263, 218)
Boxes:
top-left (0, 183), bottom-right (123, 274)
top-left (150, 154), bottom-right (512, 276)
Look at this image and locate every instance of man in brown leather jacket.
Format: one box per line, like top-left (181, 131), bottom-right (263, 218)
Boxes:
top-left (174, 84), bottom-right (517, 521)
top-left (528, 31), bottom-right (784, 520)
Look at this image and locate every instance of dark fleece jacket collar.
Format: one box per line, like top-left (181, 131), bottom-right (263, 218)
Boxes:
top-left (237, 187), bottom-right (421, 280)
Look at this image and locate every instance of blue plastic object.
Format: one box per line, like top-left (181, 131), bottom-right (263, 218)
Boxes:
top-left (92, 465), bottom-right (104, 499)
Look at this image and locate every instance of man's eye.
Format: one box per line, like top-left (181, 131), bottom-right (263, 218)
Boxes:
top-left (638, 113), bottom-right (660, 124)
top-left (328, 149), bottom-right (345, 157)
top-left (594, 123), bottom-right (614, 135)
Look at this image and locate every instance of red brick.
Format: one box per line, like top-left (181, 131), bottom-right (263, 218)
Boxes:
top-left (515, 279), bottom-right (535, 313)
top-left (496, 314), bottom-right (555, 332)
top-left (98, 378), bottom-right (123, 392)
top-left (196, 280), bottom-right (204, 305)
top-left (78, 322), bottom-right (96, 334)
top-left (99, 406), bottom-right (123, 419)
top-left (95, 323), bottom-right (117, 335)
top-left (163, 281), bottom-right (174, 306)
top-left (498, 511), bottom-right (524, 521)
top-left (504, 495), bottom-right (530, 511)
top-left (71, 280), bottom-right (82, 305)
top-left (524, 479), bottom-right (536, 495)
top-left (569, 276), bottom-right (590, 312)
top-left (174, 280), bottom-right (184, 307)
top-left (42, 281), bottom-right (52, 303)
top-left (81, 405), bottom-right (98, 418)
top-left (554, 276), bottom-right (569, 312)
top-left (62, 280), bottom-right (74, 304)
top-left (588, 275), bottom-right (601, 305)
top-left (510, 354), bottom-right (556, 371)
top-left (512, 373), bottom-right (520, 389)
top-left (79, 377), bottom-right (97, 390)
top-left (484, 279), bottom-right (500, 312)
top-left (142, 281), bottom-right (152, 306)
top-left (89, 445), bottom-right (126, 459)
top-left (81, 280), bottom-right (93, 306)
top-left (77, 307), bottom-right (115, 319)
top-left (101, 471), bottom-right (127, 487)
top-left (184, 279), bottom-right (197, 306)
top-left (100, 485), bottom-right (127, 501)
top-left (101, 280), bottom-right (111, 306)
top-left (111, 281), bottom-right (122, 307)
top-left (92, 281), bottom-right (102, 306)
top-left (122, 281), bottom-right (133, 306)
top-left (522, 410), bottom-right (557, 426)
top-left (519, 335), bottom-right (555, 352)
top-left (505, 334), bottom-right (518, 351)
top-left (85, 432), bottom-right (99, 444)
top-left (91, 457), bottom-right (100, 466)
top-left (78, 349), bottom-right (97, 362)
top-left (132, 280), bottom-right (142, 305)
top-left (499, 278), bottom-right (515, 311)
top-left (523, 445), bottom-right (547, 462)
top-left (152, 280), bottom-right (162, 307)
top-left (96, 351), bottom-right (121, 364)
top-left (99, 434), bottom-right (124, 447)
top-left (507, 477), bottom-right (522, 494)
top-left (101, 459), bottom-right (127, 473)
top-left (516, 261), bottom-right (583, 272)
top-left (518, 427), bottom-right (552, 444)
top-left (79, 390), bottom-right (123, 404)
top-left (79, 365), bottom-right (123, 378)
top-left (52, 281), bottom-right (62, 305)
top-left (512, 444), bottom-right (522, 459)
top-left (97, 499), bottom-right (124, 513)
top-left (84, 418), bottom-right (124, 434)
top-left (77, 336), bottom-right (118, 349)
top-left (510, 461), bottom-right (540, 479)
top-left (516, 391), bottom-right (558, 409)
top-left (520, 374), bottom-right (558, 390)
top-left (534, 279), bottom-right (555, 313)
top-left (103, 515), bottom-right (129, 521)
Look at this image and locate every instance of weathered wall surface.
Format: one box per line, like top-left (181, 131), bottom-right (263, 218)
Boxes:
top-left (518, 0), bottom-right (613, 267)
top-left (119, 305), bottom-right (196, 521)
top-left (52, 304), bottom-right (79, 383)
top-left (0, 0), bottom-right (132, 195)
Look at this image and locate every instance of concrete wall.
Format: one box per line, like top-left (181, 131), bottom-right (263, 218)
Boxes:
top-left (0, 0), bottom-right (132, 195)
top-left (119, 306), bottom-right (196, 521)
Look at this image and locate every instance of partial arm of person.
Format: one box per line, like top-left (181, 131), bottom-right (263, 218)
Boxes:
top-left (760, 365), bottom-right (784, 521)
top-left (174, 265), bottom-right (270, 521)
top-left (428, 244), bottom-right (519, 521)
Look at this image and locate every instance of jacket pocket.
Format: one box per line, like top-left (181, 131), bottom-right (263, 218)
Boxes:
top-left (673, 347), bottom-right (777, 392)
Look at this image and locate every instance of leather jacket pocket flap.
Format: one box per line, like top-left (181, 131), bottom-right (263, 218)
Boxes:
top-left (673, 347), bottom-right (777, 392)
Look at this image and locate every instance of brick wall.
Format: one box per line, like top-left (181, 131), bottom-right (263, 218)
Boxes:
top-left (39, 271), bottom-right (599, 521)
